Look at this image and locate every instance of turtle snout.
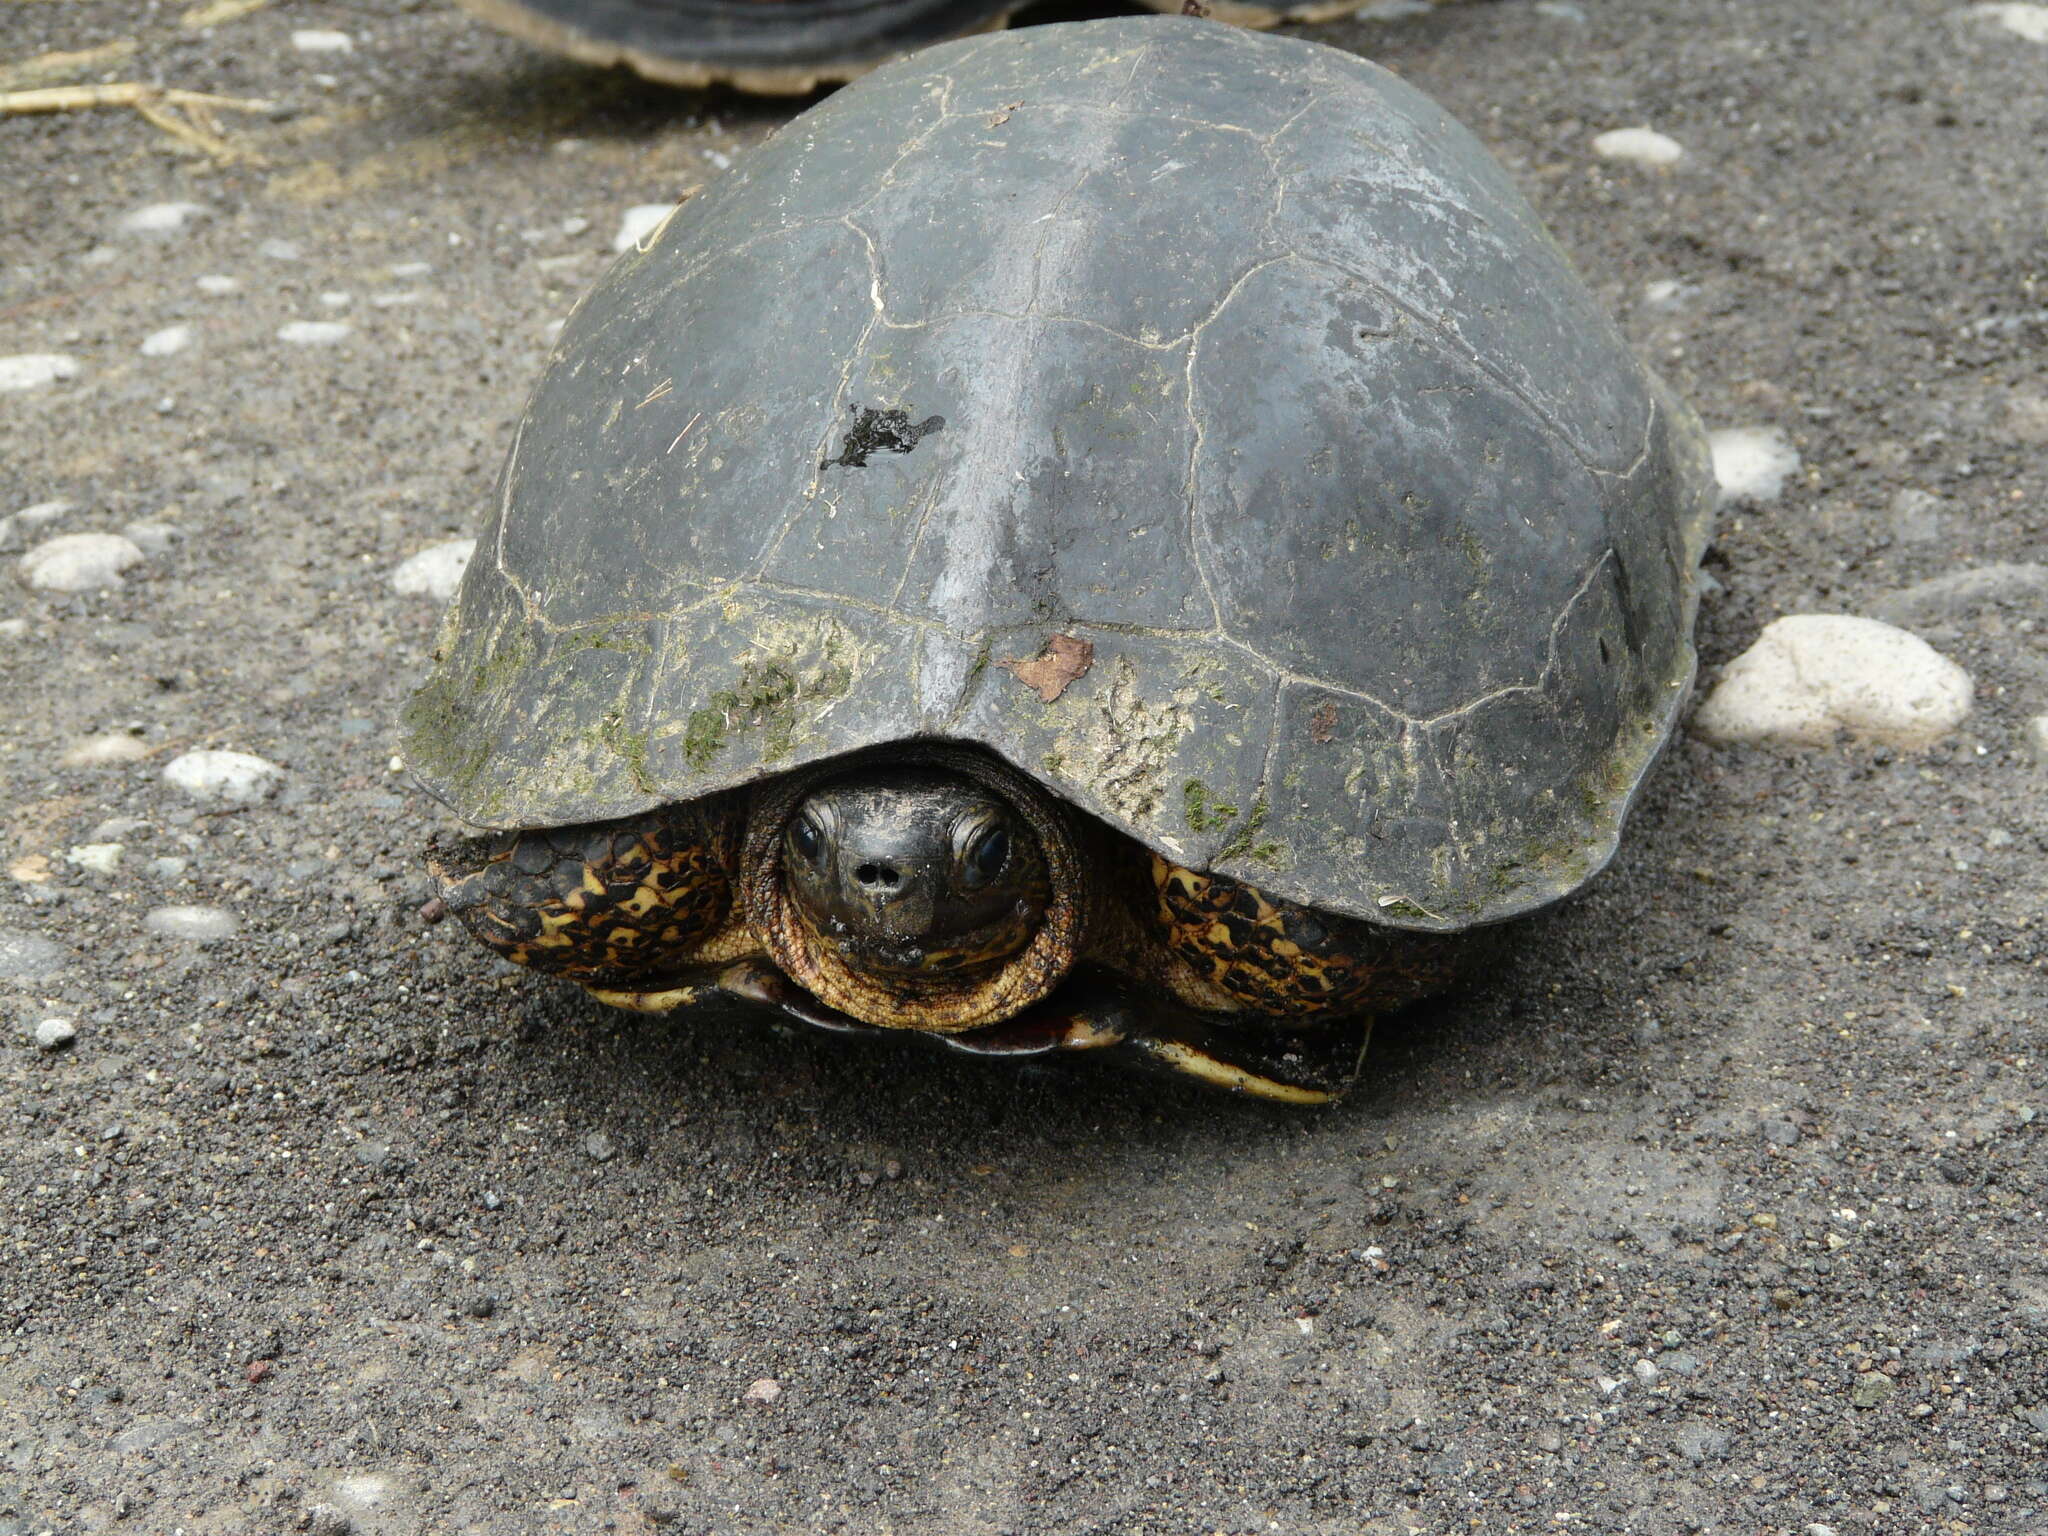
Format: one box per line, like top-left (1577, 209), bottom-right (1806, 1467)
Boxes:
top-left (842, 858), bottom-right (939, 941)
top-left (853, 859), bottom-right (902, 894)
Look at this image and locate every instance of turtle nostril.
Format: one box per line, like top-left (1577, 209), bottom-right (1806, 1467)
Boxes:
top-left (854, 861), bottom-right (900, 890)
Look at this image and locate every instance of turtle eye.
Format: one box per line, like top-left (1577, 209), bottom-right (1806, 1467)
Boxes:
top-left (960, 823), bottom-right (1010, 889)
top-left (788, 812), bottom-right (827, 868)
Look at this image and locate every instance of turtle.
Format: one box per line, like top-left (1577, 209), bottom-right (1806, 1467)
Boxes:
top-left (406, 16), bottom-right (1715, 1103)
top-left (452, 0), bottom-right (1441, 96)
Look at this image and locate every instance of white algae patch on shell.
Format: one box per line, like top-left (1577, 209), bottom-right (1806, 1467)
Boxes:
top-left (144, 905), bottom-right (240, 941)
top-left (1969, 3), bottom-right (2048, 43)
top-left (1592, 127), bottom-right (1685, 166)
top-left (1693, 615), bottom-right (1972, 750)
top-left (0, 354), bottom-right (80, 391)
top-left (20, 533), bottom-right (145, 591)
top-left (1709, 426), bottom-right (1802, 504)
top-left (612, 204), bottom-right (675, 252)
top-left (278, 321), bottom-right (352, 345)
top-left (162, 749), bottom-right (284, 804)
top-left (390, 539), bottom-right (475, 601)
top-left (141, 325), bottom-right (194, 358)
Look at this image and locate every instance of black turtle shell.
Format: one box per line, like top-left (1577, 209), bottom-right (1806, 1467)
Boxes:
top-left (405, 16), bottom-right (1714, 932)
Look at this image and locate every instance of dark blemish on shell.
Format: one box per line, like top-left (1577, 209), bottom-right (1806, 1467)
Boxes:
top-left (826, 406), bottom-right (945, 469)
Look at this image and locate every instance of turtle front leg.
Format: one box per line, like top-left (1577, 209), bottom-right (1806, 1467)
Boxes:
top-left (428, 793), bottom-right (754, 993)
top-left (1143, 855), bottom-right (1462, 1019)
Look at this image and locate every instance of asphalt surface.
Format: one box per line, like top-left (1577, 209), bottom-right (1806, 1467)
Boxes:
top-left (2, 1), bottom-right (2045, 1532)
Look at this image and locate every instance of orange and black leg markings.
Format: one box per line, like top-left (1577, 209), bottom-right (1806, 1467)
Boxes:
top-left (428, 795), bottom-right (744, 986)
top-left (1150, 856), bottom-right (1458, 1019)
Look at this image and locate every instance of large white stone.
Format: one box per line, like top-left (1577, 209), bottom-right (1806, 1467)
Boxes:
top-left (390, 539), bottom-right (475, 601)
top-left (1592, 127), bottom-right (1685, 167)
top-left (1971, 4), bottom-right (2048, 43)
top-left (1709, 426), bottom-right (1801, 505)
top-left (19, 533), bottom-right (145, 591)
top-left (613, 204), bottom-right (674, 252)
top-left (0, 354), bottom-right (80, 391)
top-left (162, 749), bottom-right (284, 804)
top-left (1693, 615), bottom-right (1972, 750)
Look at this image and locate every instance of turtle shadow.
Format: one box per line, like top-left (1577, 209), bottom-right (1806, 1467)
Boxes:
top-left (485, 912), bottom-right (1607, 1176)
top-left (429, 50), bottom-right (806, 146)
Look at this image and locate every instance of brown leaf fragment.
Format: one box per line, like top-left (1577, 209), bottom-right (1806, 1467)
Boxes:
top-left (1309, 701), bottom-right (1339, 744)
top-left (998, 634), bottom-right (1094, 702)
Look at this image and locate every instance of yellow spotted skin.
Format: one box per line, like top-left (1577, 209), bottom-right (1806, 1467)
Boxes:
top-left (1147, 855), bottom-right (1456, 1018)
top-left (430, 795), bottom-right (747, 985)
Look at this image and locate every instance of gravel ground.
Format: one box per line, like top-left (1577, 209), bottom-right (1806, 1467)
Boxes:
top-left (4, 1), bottom-right (2046, 1532)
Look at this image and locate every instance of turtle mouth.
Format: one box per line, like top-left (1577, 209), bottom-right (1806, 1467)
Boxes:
top-left (795, 897), bottom-right (1045, 982)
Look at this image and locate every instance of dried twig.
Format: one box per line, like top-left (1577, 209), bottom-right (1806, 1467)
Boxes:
top-left (0, 82), bottom-right (275, 163)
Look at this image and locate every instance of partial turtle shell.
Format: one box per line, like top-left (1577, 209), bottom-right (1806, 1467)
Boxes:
top-left (405, 17), bottom-right (1714, 932)
top-left (452, 0), bottom-right (1436, 93)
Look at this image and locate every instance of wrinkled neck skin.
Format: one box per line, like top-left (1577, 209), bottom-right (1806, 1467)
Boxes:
top-left (740, 747), bottom-right (1089, 1032)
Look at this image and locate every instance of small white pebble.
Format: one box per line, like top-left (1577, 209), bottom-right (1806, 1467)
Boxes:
top-left (1643, 278), bottom-right (1700, 311)
top-left (118, 201), bottom-right (205, 234)
top-left (65, 843), bottom-right (124, 875)
top-left (389, 260), bottom-right (433, 278)
top-left (277, 321), bottom-right (352, 345)
top-left (1709, 426), bottom-right (1801, 505)
top-left (121, 520), bottom-right (179, 556)
top-left (1694, 615), bottom-right (1973, 751)
top-left (1592, 127), bottom-right (1685, 167)
top-left (613, 203), bottom-right (674, 252)
top-left (34, 1018), bottom-right (77, 1052)
top-left (390, 539), bottom-right (476, 601)
top-left (743, 1378), bottom-right (782, 1404)
top-left (162, 749), bottom-right (285, 805)
top-left (196, 273), bottom-right (240, 296)
top-left (1971, 3), bottom-right (2048, 43)
top-left (144, 904), bottom-right (240, 941)
top-left (319, 291), bottom-right (353, 309)
top-left (292, 28), bottom-right (354, 52)
top-left (2024, 715), bottom-right (2048, 764)
top-left (370, 291), bottom-right (422, 308)
top-left (0, 354), bottom-right (80, 391)
top-left (140, 325), bottom-right (193, 358)
top-left (12, 500), bottom-right (72, 529)
top-left (701, 148), bottom-right (732, 170)
top-left (259, 238), bottom-right (302, 261)
top-left (19, 533), bottom-right (144, 591)
top-left (560, 215), bottom-right (591, 236)
top-left (1633, 1358), bottom-right (1660, 1385)
top-left (60, 732), bottom-right (150, 767)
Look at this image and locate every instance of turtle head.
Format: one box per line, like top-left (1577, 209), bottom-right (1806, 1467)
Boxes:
top-left (780, 769), bottom-right (1049, 979)
top-left (747, 748), bottom-right (1086, 1032)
